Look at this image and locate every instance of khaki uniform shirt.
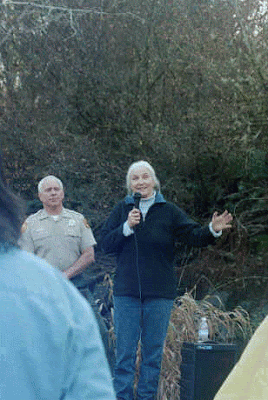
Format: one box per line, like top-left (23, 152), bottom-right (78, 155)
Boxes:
top-left (19, 208), bottom-right (96, 271)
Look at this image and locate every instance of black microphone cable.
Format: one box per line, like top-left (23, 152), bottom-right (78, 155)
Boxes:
top-left (133, 192), bottom-right (142, 300)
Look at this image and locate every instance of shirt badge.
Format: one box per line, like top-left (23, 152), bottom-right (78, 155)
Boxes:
top-left (68, 219), bottom-right (76, 227)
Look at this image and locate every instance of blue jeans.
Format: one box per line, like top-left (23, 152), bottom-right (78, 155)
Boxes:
top-left (113, 296), bottom-right (174, 400)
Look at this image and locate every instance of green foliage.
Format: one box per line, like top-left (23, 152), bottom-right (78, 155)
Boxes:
top-left (251, 235), bottom-right (268, 253)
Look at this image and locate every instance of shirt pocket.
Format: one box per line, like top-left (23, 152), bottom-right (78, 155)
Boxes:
top-left (65, 226), bottom-right (82, 239)
top-left (31, 229), bottom-right (51, 252)
top-left (31, 229), bottom-right (50, 241)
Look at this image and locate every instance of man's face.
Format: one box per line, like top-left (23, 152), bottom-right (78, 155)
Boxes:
top-left (38, 179), bottom-right (64, 209)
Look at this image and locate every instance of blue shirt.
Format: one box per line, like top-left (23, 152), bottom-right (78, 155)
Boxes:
top-left (0, 248), bottom-right (116, 400)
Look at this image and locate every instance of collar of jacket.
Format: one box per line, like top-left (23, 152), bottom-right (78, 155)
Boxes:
top-left (124, 191), bottom-right (166, 205)
top-left (38, 207), bottom-right (68, 220)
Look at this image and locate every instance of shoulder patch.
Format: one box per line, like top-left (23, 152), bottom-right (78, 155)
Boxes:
top-left (21, 221), bottom-right (28, 234)
top-left (83, 218), bottom-right (90, 229)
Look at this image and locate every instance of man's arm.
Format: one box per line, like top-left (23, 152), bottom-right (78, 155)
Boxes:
top-left (63, 246), bottom-right (95, 280)
top-left (18, 220), bottom-right (35, 253)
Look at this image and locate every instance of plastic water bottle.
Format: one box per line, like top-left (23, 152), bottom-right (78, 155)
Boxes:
top-left (198, 317), bottom-right (209, 342)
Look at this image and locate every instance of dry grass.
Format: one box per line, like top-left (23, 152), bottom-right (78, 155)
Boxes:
top-left (157, 292), bottom-right (252, 400)
top-left (104, 274), bottom-right (251, 400)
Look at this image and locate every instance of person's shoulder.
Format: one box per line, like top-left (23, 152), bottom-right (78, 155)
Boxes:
top-left (166, 201), bottom-right (179, 208)
top-left (21, 209), bottom-right (46, 233)
top-left (27, 209), bottom-right (46, 221)
top-left (63, 208), bottom-right (84, 219)
top-left (0, 248), bottom-right (94, 326)
top-left (161, 201), bottom-right (188, 217)
top-left (63, 208), bottom-right (89, 223)
top-left (1, 248), bottom-right (87, 301)
top-left (62, 208), bottom-right (93, 229)
top-left (105, 199), bottom-right (126, 214)
top-left (119, 198), bottom-right (128, 207)
top-left (0, 248), bottom-right (59, 287)
top-left (113, 199), bottom-right (128, 215)
top-left (160, 200), bottom-right (178, 210)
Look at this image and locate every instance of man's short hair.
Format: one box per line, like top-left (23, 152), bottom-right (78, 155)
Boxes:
top-left (38, 176), bottom-right (64, 193)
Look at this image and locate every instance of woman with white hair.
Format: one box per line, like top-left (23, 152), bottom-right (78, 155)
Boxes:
top-left (101, 160), bottom-right (233, 400)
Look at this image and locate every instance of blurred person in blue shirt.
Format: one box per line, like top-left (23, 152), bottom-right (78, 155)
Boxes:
top-left (0, 154), bottom-right (116, 400)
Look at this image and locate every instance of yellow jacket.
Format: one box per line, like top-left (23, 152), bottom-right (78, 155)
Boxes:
top-left (214, 315), bottom-right (268, 400)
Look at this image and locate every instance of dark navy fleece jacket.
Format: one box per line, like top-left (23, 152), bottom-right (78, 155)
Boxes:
top-left (100, 193), bottom-right (215, 299)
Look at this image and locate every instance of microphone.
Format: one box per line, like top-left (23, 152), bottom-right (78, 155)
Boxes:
top-left (133, 192), bottom-right (142, 209)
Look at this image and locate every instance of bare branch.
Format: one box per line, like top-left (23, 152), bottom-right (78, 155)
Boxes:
top-left (0, 1), bottom-right (146, 23)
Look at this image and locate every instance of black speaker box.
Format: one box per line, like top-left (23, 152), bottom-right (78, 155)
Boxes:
top-left (180, 342), bottom-right (237, 400)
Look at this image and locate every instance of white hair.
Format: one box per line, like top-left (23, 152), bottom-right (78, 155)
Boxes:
top-left (38, 175), bottom-right (63, 193)
top-left (126, 160), bottom-right (160, 195)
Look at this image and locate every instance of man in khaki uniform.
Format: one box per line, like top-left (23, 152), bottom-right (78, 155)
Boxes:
top-left (20, 175), bottom-right (96, 286)
top-left (20, 175), bottom-right (114, 370)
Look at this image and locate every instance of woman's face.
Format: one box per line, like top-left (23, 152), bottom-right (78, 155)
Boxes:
top-left (130, 167), bottom-right (155, 199)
